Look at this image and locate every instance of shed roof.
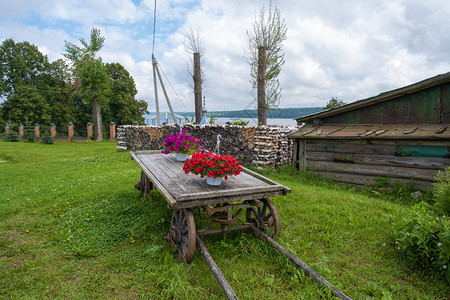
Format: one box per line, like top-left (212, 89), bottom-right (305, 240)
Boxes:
top-left (296, 72), bottom-right (450, 123)
top-left (288, 124), bottom-right (450, 140)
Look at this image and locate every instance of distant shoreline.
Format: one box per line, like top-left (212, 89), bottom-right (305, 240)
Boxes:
top-left (144, 107), bottom-right (322, 120)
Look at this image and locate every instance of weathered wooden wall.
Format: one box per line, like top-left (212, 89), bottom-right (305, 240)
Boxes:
top-left (293, 138), bottom-right (449, 190)
top-left (321, 82), bottom-right (450, 125)
top-left (117, 124), bottom-right (296, 168)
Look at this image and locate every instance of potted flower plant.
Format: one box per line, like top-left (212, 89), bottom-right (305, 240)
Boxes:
top-left (183, 151), bottom-right (243, 185)
top-left (162, 129), bottom-right (204, 161)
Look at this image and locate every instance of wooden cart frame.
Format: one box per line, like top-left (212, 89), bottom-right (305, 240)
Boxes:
top-left (131, 150), bottom-right (291, 263)
top-left (131, 151), bottom-right (351, 300)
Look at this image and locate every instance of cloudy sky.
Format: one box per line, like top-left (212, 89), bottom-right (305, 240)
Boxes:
top-left (1, 0), bottom-right (449, 113)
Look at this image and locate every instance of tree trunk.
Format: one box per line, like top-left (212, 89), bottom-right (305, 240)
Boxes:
top-left (257, 47), bottom-right (267, 126)
top-left (193, 52), bottom-right (202, 124)
top-left (93, 98), bottom-right (103, 142)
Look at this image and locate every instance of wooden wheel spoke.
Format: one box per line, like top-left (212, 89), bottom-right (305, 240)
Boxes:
top-left (246, 198), bottom-right (280, 239)
top-left (170, 208), bottom-right (196, 264)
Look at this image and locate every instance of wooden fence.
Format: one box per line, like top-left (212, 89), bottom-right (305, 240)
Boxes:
top-left (2, 122), bottom-right (117, 141)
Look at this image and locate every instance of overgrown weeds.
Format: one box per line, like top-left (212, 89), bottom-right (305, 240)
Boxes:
top-left (0, 141), bottom-right (448, 299)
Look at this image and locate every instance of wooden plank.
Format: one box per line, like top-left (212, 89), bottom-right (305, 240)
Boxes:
top-left (169, 190), bottom-right (287, 209)
top-left (306, 143), bottom-right (397, 156)
top-left (250, 227), bottom-right (352, 300)
top-left (292, 139), bottom-right (299, 169)
top-left (306, 151), bottom-right (449, 170)
top-left (299, 139), bottom-right (306, 170)
top-left (132, 152), bottom-right (291, 208)
top-left (196, 237), bottom-right (239, 300)
top-left (131, 153), bottom-right (178, 207)
top-left (307, 161), bottom-right (439, 182)
top-left (313, 171), bottom-right (433, 190)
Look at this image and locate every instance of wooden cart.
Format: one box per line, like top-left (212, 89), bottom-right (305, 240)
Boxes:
top-left (131, 150), bottom-right (291, 263)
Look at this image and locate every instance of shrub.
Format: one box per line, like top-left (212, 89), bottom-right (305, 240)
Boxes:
top-left (40, 132), bottom-right (54, 144)
top-left (23, 121), bottom-right (37, 142)
top-left (392, 168), bottom-right (450, 283)
top-left (232, 120), bottom-right (250, 126)
top-left (5, 128), bottom-right (20, 142)
top-left (433, 166), bottom-right (450, 216)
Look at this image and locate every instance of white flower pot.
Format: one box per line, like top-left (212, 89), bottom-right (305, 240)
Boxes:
top-left (175, 152), bottom-right (188, 161)
top-left (206, 176), bottom-right (223, 186)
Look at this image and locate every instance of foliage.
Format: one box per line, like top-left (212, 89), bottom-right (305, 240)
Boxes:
top-left (232, 120), bottom-right (250, 126)
top-left (208, 113), bottom-right (220, 125)
top-left (0, 39), bottom-right (54, 124)
top-left (0, 143), bottom-right (448, 299)
top-left (246, 1), bottom-right (287, 125)
top-left (183, 151), bottom-right (243, 179)
top-left (162, 129), bottom-right (204, 155)
top-left (40, 131), bottom-right (54, 144)
top-left (182, 114), bottom-right (195, 124)
top-left (392, 202), bottom-right (449, 282)
top-left (433, 166), bottom-right (450, 216)
top-left (5, 128), bottom-right (19, 142)
top-left (103, 63), bottom-right (147, 125)
top-left (323, 97), bottom-right (347, 110)
top-left (64, 28), bottom-right (110, 141)
top-left (392, 169), bottom-right (450, 282)
top-left (22, 121), bottom-right (36, 142)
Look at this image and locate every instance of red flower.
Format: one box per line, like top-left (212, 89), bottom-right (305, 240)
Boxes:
top-left (183, 151), bottom-right (242, 180)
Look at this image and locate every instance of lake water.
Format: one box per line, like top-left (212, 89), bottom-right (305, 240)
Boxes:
top-left (144, 116), bottom-right (297, 127)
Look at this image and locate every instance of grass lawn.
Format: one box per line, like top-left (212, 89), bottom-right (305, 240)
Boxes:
top-left (0, 141), bottom-right (448, 299)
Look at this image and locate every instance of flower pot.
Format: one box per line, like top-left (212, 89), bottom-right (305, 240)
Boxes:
top-left (206, 176), bottom-right (223, 186)
top-left (175, 152), bottom-right (189, 161)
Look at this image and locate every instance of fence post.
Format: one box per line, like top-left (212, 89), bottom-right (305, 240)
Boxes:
top-left (5, 123), bottom-right (9, 135)
top-left (34, 123), bottom-right (40, 137)
top-left (19, 123), bottom-right (24, 138)
top-left (109, 122), bottom-right (116, 140)
top-left (86, 122), bottom-right (93, 140)
top-left (50, 123), bottom-right (56, 138)
top-left (68, 122), bottom-right (74, 141)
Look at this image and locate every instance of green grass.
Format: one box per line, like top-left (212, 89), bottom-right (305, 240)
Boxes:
top-left (0, 141), bottom-right (448, 299)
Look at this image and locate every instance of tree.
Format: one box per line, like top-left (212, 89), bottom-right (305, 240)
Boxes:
top-left (104, 63), bottom-right (147, 125)
top-left (246, 1), bottom-right (287, 126)
top-left (183, 28), bottom-right (205, 124)
top-left (64, 28), bottom-right (110, 142)
top-left (323, 97), bottom-right (347, 110)
top-left (0, 39), bottom-right (53, 124)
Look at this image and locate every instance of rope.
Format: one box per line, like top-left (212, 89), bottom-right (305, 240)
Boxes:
top-left (158, 63), bottom-right (189, 112)
top-left (215, 134), bottom-right (221, 155)
top-left (152, 0), bottom-right (157, 55)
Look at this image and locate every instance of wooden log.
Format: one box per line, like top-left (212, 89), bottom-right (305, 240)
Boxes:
top-left (312, 171), bottom-right (433, 190)
top-left (196, 236), bottom-right (239, 300)
top-left (307, 160), bottom-right (439, 182)
top-left (250, 227), bottom-right (352, 300)
top-left (307, 151), bottom-right (449, 170)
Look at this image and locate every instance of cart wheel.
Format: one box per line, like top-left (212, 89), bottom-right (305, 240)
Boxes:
top-left (246, 198), bottom-right (280, 238)
top-left (169, 208), bottom-right (196, 264)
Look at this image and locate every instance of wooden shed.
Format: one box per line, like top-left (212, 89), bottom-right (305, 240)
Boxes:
top-left (288, 72), bottom-right (450, 190)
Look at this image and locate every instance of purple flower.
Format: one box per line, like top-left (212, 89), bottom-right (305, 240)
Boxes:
top-left (437, 242), bottom-right (442, 247)
top-left (186, 144), bottom-right (190, 149)
top-left (444, 265), bottom-right (448, 270)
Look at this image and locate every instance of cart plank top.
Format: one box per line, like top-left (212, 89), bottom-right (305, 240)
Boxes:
top-left (131, 151), bottom-right (291, 209)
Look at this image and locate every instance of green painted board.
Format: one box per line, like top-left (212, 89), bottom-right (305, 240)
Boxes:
top-left (397, 146), bottom-right (449, 158)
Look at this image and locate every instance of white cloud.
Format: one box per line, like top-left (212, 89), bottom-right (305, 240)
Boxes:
top-left (1, 0), bottom-right (450, 112)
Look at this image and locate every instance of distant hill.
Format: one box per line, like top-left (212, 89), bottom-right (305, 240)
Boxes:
top-left (147, 107), bottom-right (323, 120)
top-left (208, 107), bottom-right (322, 119)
